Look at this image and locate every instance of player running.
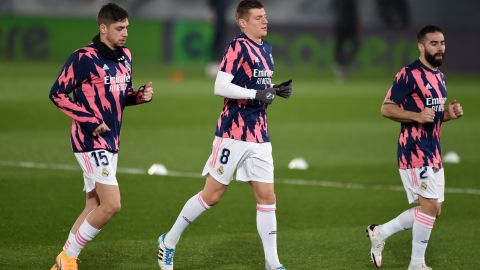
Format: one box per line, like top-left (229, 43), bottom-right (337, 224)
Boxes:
top-left (156, 1), bottom-right (292, 269)
top-left (49, 3), bottom-right (153, 269)
top-left (367, 25), bottom-right (463, 270)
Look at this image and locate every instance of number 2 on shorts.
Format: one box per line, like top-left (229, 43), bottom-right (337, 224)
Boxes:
top-left (419, 167), bottom-right (428, 179)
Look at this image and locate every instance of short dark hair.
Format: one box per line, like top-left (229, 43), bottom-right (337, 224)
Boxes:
top-left (97, 3), bottom-right (128, 26)
top-left (236, 0), bottom-right (264, 20)
top-left (417, 25), bottom-right (443, 42)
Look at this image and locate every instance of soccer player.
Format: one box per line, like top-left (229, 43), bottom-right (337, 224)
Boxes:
top-left (49, 3), bottom-right (153, 269)
top-left (156, 1), bottom-right (292, 270)
top-left (367, 25), bottom-right (463, 270)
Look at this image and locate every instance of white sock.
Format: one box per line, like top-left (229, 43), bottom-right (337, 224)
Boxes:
top-left (63, 231), bottom-right (76, 251)
top-left (411, 208), bottom-right (436, 265)
top-left (66, 220), bottom-right (101, 258)
top-left (257, 204), bottom-right (281, 269)
top-left (164, 192), bottom-right (210, 248)
top-left (378, 207), bottom-right (415, 239)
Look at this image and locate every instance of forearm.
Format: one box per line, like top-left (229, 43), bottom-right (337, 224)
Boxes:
top-left (214, 71), bottom-right (256, 99)
top-left (443, 112), bottom-right (452, 122)
top-left (49, 90), bottom-right (101, 132)
top-left (50, 92), bottom-right (98, 122)
top-left (381, 102), bottom-right (419, 123)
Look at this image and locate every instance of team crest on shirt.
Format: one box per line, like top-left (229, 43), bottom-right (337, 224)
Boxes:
top-left (217, 165), bottom-right (224, 175)
top-left (420, 182), bottom-right (428, 190)
top-left (102, 168), bottom-right (110, 177)
top-left (254, 57), bottom-right (260, 64)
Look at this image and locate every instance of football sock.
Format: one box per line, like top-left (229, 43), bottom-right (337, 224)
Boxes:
top-left (66, 220), bottom-right (100, 258)
top-left (378, 207), bottom-right (415, 239)
top-left (164, 192), bottom-right (210, 248)
top-left (257, 204), bottom-right (281, 269)
top-left (411, 208), bottom-right (436, 265)
top-left (62, 231), bottom-right (76, 251)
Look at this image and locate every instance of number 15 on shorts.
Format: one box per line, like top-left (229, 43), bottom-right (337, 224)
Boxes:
top-left (91, 150), bottom-right (109, 167)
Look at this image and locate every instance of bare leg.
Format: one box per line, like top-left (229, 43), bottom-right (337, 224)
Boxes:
top-left (201, 174), bottom-right (228, 206)
top-left (69, 191), bottom-right (100, 234)
top-left (86, 183), bottom-right (121, 229)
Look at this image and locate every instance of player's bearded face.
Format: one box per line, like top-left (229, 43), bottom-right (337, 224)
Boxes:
top-left (423, 32), bottom-right (445, 68)
top-left (106, 19), bottom-right (129, 48)
top-left (425, 50), bottom-right (445, 68)
top-left (245, 8), bottom-right (268, 39)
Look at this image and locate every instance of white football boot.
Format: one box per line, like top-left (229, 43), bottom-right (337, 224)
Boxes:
top-left (157, 233), bottom-right (175, 270)
top-left (366, 224), bottom-right (385, 268)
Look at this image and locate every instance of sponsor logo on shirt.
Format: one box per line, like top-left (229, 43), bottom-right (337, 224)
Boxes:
top-left (426, 97), bottom-right (447, 112)
top-left (104, 75), bottom-right (131, 92)
top-left (253, 69), bottom-right (273, 85)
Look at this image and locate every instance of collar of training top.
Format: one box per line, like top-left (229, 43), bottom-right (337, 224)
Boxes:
top-left (92, 34), bottom-right (126, 62)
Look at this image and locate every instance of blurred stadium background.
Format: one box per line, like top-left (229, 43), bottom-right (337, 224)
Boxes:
top-left (1, 0), bottom-right (479, 269)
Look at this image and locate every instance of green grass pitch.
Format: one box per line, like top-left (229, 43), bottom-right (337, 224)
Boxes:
top-left (0, 62), bottom-right (479, 269)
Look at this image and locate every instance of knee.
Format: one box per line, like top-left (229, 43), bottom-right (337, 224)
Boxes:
top-left (256, 192), bottom-right (276, 205)
top-left (420, 201), bottom-right (441, 217)
top-left (103, 201), bottom-right (121, 216)
top-left (202, 192), bottom-right (222, 206)
top-left (431, 202), bottom-right (441, 217)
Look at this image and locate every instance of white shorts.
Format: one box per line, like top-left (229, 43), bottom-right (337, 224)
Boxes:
top-left (399, 167), bottom-right (445, 204)
top-left (74, 150), bottom-right (118, 193)
top-left (202, 137), bottom-right (274, 185)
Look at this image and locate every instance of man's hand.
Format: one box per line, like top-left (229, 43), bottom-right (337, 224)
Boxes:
top-left (140, 81), bottom-right (154, 102)
top-left (446, 99), bottom-right (463, 120)
top-left (92, 122), bottom-right (111, 137)
top-left (416, 107), bottom-right (435, 123)
top-left (274, 79), bottom-right (292, 98)
top-left (255, 87), bottom-right (277, 104)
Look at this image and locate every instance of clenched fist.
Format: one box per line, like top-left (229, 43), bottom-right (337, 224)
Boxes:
top-left (447, 99), bottom-right (463, 120)
top-left (140, 81), bottom-right (154, 102)
top-left (416, 107), bottom-right (435, 123)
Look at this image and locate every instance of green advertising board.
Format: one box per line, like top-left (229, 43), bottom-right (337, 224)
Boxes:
top-left (0, 16), bottom-right (162, 63)
top-left (1, 16), bottom-right (418, 71)
top-left (170, 21), bottom-right (418, 71)
top-left (172, 21), bottom-right (213, 64)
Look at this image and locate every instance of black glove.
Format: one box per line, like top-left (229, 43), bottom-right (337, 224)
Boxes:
top-left (255, 87), bottom-right (278, 104)
top-left (274, 79), bottom-right (293, 98)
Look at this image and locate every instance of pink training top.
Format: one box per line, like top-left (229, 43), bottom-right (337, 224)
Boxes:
top-left (215, 33), bottom-right (275, 143)
top-left (50, 43), bottom-right (147, 153)
top-left (385, 59), bottom-right (447, 169)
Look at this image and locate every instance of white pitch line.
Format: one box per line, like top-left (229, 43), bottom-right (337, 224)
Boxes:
top-left (1, 160), bottom-right (480, 196)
